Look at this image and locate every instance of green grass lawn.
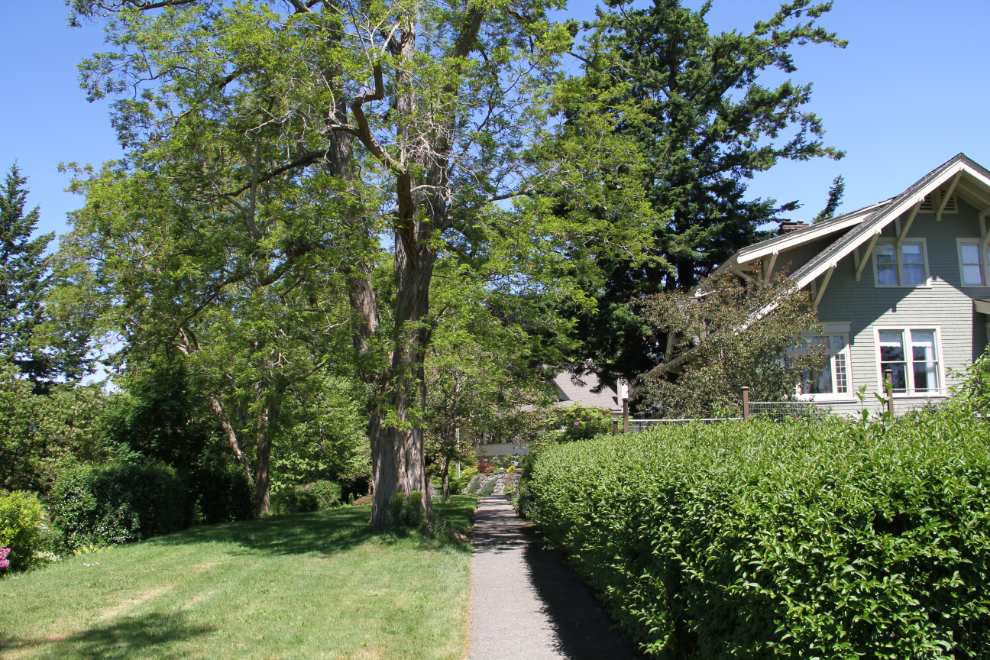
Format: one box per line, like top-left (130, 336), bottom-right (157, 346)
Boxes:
top-left (0, 496), bottom-right (478, 660)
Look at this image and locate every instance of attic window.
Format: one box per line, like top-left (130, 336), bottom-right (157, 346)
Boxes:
top-left (919, 192), bottom-right (957, 214)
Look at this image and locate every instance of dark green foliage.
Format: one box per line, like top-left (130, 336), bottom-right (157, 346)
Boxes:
top-left (0, 165), bottom-right (56, 389)
top-left (187, 457), bottom-right (255, 525)
top-left (386, 491), bottom-right (424, 527)
top-left (0, 490), bottom-right (45, 572)
top-left (272, 487), bottom-right (319, 515)
top-left (561, 1), bottom-right (846, 383)
top-left (49, 461), bottom-right (187, 550)
top-left (103, 361), bottom-right (218, 472)
top-left (812, 174), bottom-right (846, 223)
top-left (528, 413), bottom-right (990, 658)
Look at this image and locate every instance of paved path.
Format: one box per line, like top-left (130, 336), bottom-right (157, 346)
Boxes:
top-left (467, 496), bottom-right (639, 660)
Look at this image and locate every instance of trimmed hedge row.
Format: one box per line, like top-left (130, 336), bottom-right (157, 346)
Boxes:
top-left (528, 413), bottom-right (990, 659)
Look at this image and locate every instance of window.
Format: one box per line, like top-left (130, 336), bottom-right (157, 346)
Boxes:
top-left (957, 239), bottom-right (989, 286)
top-left (876, 328), bottom-right (943, 395)
top-left (873, 239), bottom-right (929, 287)
top-left (790, 333), bottom-right (852, 398)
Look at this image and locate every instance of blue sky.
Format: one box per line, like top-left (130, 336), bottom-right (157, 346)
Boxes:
top-left (3, 1), bottom-right (990, 242)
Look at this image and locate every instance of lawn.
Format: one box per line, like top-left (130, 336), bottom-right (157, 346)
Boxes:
top-left (0, 496), bottom-right (478, 660)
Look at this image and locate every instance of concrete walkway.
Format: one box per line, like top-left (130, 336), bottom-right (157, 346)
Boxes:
top-left (467, 496), bottom-right (639, 660)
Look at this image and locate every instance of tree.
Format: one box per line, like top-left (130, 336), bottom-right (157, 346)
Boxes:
top-left (813, 175), bottom-right (845, 223)
top-left (423, 271), bottom-right (555, 501)
top-left (65, 0), bottom-right (654, 525)
top-left (562, 0), bottom-right (846, 384)
top-left (635, 269), bottom-right (826, 418)
top-left (0, 166), bottom-right (56, 389)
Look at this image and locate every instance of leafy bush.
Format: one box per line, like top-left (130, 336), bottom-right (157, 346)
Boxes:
top-left (188, 459), bottom-right (255, 525)
top-left (387, 491), bottom-right (424, 527)
top-left (465, 475), bottom-right (482, 494)
top-left (558, 403), bottom-right (613, 441)
top-left (49, 461), bottom-right (186, 550)
top-left (307, 480), bottom-right (343, 510)
top-left (528, 412), bottom-right (990, 658)
top-left (0, 490), bottom-right (44, 572)
top-left (272, 486), bottom-right (318, 515)
top-left (447, 467), bottom-right (477, 495)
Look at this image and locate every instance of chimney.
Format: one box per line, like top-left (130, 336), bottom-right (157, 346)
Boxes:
top-left (778, 219), bottom-right (809, 235)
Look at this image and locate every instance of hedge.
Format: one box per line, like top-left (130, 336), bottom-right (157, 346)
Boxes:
top-left (49, 461), bottom-right (187, 550)
top-left (527, 412), bottom-right (990, 659)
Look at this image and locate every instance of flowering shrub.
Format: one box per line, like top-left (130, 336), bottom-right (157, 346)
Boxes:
top-left (0, 490), bottom-right (44, 572)
top-left (0, 547), bottom-right (10, 570)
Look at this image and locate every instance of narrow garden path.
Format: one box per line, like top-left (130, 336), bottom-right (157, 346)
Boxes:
top-left (467, 495), bottom-right (639, 660)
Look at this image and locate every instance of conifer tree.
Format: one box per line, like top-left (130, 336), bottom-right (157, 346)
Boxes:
top-left (0, 165), bottom-right (56, 389)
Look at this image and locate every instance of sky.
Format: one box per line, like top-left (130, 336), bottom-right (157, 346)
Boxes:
top-left (3, 0), bottom-right (990, 242)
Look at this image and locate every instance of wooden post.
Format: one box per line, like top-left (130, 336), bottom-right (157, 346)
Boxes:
top-left (612, 419), bottom-right (619, 436)
top-left (884, 368), bottom-right (894, 416)
top-left (742, 387), bottom-right (751, 421)
top-left (622, 398), bottom-right (629, 433)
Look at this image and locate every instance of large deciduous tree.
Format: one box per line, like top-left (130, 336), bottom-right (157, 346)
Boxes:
top-left (563, 0), bottom-right (846, 384)
top-left (63, 0), bottom-right (654, 524)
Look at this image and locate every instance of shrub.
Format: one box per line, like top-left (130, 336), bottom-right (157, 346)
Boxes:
top-left (0, 490), bottom-right (44, 572)
top-left (465, 475), bottom-right (482, 494)
top-left (308, 480), bottom-right (343, 510)
top-left (49, 461), bottom-right (186, 550)
top-left (528, 412), bottom-right (990, 658)
top-left (188, 460), bottom-right (255, 525)
top-left (448, 467), bottom-right (477, 495)
top-left (272, 486), bottom-right (319, 515)
top-left (558, 403), bottom-right (613, 441)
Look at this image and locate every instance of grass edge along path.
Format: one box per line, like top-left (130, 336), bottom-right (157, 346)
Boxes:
top-left (0, 495), bottom-right (479, 660)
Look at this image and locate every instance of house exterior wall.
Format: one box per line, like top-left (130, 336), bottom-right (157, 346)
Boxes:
top-left (811, 197), bottom-right (990, 416)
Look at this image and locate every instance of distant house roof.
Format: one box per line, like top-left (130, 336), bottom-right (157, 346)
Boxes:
top-left (552, 371), bottom-right (622, 414)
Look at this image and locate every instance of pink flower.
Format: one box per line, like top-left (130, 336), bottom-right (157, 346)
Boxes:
top-left (573, 422), bottom-right (580, 427)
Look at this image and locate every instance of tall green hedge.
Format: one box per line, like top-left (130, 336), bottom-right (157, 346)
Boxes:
top-left (528, 412), bottom-right (990, 658)
top-left (50, 461), bottom-right (187, 550)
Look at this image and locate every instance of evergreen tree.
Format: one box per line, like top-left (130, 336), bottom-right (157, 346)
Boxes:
top-left (0, 165), bottom-right (56, 389)
top-left (564, 0), bottom-right (847, 383)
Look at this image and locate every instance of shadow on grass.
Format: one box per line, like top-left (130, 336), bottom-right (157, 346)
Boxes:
top-left (0, 611), bottom-right (213, 660)
top-left (149, 495), bottom-right (478, 558)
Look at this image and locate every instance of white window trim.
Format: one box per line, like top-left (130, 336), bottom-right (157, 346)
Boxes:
top-left (872, 325), bottom-right (948, 398)
top-left (873, 237), bottom-right (931, 288)
top-left (793, 331), bottom-right (856, 401)
top-left (956, 238), bottom-right (990, 287)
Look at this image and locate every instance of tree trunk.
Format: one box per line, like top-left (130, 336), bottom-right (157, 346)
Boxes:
top-left (441, 456), bottom-right (450, 503)
top-left (254, 402), bottom-right (274, 513)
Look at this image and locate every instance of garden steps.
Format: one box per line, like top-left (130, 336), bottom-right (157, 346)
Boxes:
top-left (467, 495), bottom-right (638, 659)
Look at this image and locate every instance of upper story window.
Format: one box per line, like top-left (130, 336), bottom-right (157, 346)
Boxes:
top-left (876, 327), bottom-right (943, 395)
top-left (873, 239), bottom-right (929, 287)
top-left (957, 239), bottom-right (989, 286)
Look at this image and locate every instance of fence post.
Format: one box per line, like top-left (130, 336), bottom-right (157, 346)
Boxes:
top-left (612, 418), bottom-right (619, 436)
top-left (622, 398), bottom-right (629, 433)
top-left (884, 368), bottom-right (894, 416)
top-left (742, 387), bottom-right (751, 421)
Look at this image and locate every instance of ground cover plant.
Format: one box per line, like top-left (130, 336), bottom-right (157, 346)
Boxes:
top-left (527, 411), bottom-right (990, 658)
top-left (0, 495), bottom-right (478, 659)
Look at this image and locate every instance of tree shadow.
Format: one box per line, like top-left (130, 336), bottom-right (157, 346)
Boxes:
top-left (149, 497), bottom-right (477, 558)
top-left (472, 496), bottom-right (643, 659)
top-left (0, 611), bottom-right (213, 660)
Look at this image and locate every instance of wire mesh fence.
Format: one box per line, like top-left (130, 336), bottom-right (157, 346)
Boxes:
top-left (621, 417), bottom-right (742, 433)
top-left (748, 401), bottom-right (830, 422)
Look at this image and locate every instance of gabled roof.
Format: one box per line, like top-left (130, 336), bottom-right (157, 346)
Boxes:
top-left (553, 370), bottom-right (622, 413)
top-left (647, 153), bottom-right (990, 380)
top-left (725, 153), bottom-right (990, 291)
